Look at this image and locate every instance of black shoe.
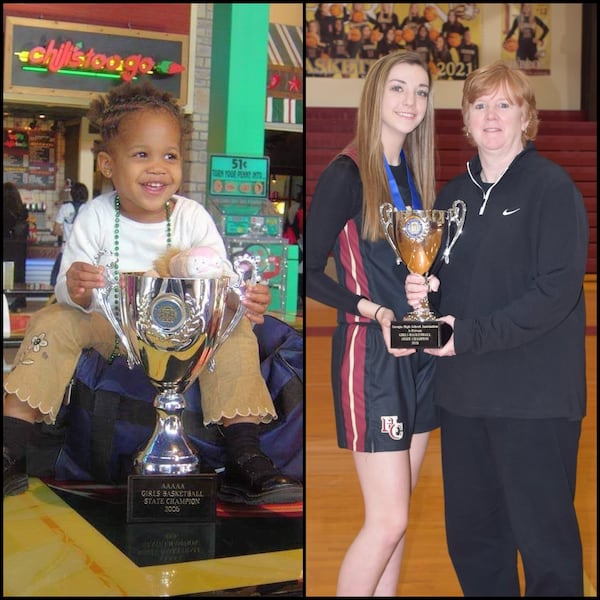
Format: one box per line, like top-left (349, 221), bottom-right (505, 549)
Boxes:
top-left (218, 452), bottom-right (303, 505)
top-left (3, 447), bottom-right (28, 498)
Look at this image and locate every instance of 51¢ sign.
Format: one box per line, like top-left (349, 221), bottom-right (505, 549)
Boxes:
top-left (209, 154), bottom-right (269, 199)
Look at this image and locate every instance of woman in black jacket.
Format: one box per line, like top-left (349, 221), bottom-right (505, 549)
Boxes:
top-left (406, 60), bottom-right (587, 597)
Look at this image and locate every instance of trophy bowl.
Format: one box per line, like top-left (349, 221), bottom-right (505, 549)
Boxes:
top-left (121, 275), bottom-right (242, 474)
top-left (94, 264), bottom-right (247, 522)
top-left (379, 201), bottom-right (466, 348)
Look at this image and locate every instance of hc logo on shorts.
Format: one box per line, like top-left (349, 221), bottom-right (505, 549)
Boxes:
top-left (381, 416), bottom-right (404, 440)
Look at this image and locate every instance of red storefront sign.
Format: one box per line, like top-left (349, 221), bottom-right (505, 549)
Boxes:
top-left (4, 16), bottom-right (189, 105)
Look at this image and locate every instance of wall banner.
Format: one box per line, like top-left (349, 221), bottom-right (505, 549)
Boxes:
top-left (501, 4), bottom-right (551, 75)
top-left (305, 3), bottom-right (482, 80)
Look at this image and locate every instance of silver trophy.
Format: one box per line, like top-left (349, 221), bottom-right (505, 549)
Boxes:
top-left (94, 252), bottom-right (249, 521)
top-left (379, 201), bottom-right (466, 348)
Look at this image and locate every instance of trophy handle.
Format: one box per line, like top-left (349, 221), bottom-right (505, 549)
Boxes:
top-left (206, 257), bottom-right (257, 372)
top-left (442, 199), bottom-right (467, 264)
top-left (379, 202), bottom-right (403, 265)
top-left (93, 250), bottom-right (141, 369)
top-left (219, 286), bottom-right (248, 346)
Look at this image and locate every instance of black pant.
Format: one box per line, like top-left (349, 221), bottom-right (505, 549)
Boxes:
top-left (439, 408), bottom-right (583, 597)
top-left (50, 252), bottom-right (63, 286)
top-left (4, 239), bottom-right (27, 284)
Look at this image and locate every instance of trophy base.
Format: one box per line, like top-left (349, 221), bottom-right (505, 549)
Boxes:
top-left (126, 473), bottom-right (217, 523)
top-left (390, 320), bottom-right (453, 349)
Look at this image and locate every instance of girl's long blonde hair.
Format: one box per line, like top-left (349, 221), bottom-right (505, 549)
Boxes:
top-left (354, 51), bottom-right (436, 241)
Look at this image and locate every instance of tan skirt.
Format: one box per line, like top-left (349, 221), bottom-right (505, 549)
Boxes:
top-left (3, 303), bottom-right (276, 426)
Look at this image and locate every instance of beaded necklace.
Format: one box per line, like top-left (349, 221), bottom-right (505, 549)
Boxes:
top-left (107, 194), bottom-right (172, 363)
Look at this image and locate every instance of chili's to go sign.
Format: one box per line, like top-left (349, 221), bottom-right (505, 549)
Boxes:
top-left (4, 16), bottom-right (189, 104)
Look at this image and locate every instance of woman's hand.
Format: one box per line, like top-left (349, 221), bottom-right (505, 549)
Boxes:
top-left (424, 315), bottom-right (456, 357)
top-left (242, 282), bottom-right (271, 325)
top-left (405, 273), bottom-right (440, 310)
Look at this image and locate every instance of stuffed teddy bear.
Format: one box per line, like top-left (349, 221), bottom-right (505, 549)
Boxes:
top-left (146, 247), bottom-right (236, 279)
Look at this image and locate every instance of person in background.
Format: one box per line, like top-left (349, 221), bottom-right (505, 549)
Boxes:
top-left (399, 3), bottom-right (426, 34)
top-left (377, 25), bottom-right (403, 58)
top-left (330, 17), bottom-right (350, 59)
top-left (456, 28), bottom-right (479, 78)
top-left (358, 24), bottom-right (379, 61)
top-left (3, 81), bottom-right (302, 506)
top-left (306, 19), bottom-right (327, 67)
top-left (412, 23), bottom-right (434, 65)
top-left (374, 3), bottom-right (400, 36)
top-left (50, 181), bottom-right (89, 286)
top-left (282, 197), bottom-right (303, 260)
top-left (3, 182), bottom-right (29, 309)
top-left (314, 3), bottom-right (335, 51)
top-left (440, 8), bottom-right (467, 40)
top-left (431, 34), bottom-right (454, 80)
top-left (406, 60), bottom-right (587, 596)
top-left (306, 51), bottom-right (438, 596)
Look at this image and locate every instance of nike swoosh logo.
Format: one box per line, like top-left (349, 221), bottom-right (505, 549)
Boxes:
top-left (502, 208), bottom-right (521, 216)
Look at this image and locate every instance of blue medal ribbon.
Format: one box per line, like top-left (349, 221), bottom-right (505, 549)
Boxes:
top-left (384, 149), bottom-right (422, 210)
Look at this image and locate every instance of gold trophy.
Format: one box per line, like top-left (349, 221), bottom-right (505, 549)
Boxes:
top-left (379, 201), bottom-right (466, 348)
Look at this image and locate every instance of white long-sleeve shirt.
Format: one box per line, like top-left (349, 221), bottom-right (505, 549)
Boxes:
top-left (54, 191), bottom-right (229, 312)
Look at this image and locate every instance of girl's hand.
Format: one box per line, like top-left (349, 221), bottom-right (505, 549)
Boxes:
top-left (375, 306), bottom-right (416, 357)
top-left (242, 283), bottom-right (271, 325)
top-left (66, 262), bottom-right (105, 308)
